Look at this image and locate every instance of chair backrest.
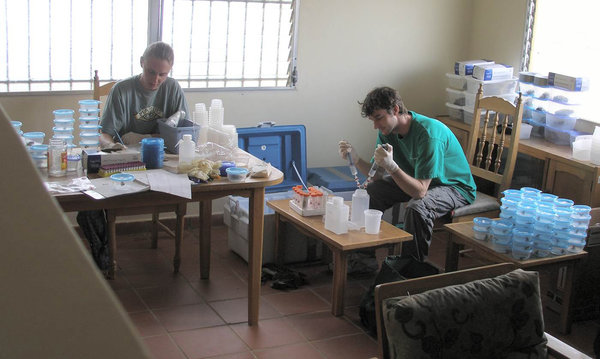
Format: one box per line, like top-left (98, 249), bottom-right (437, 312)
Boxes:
top-left (374, 263), bottom-right (517, 359)
top-left (93, 70), bottom-right (117, 116)
top-left (465, 84), bottom-right (524, 195)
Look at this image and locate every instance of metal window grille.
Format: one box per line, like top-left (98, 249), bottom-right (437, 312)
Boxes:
top-left (0, 0), bottom-right (298, 93)
top-left (161, 0), bottom-right (297, 89)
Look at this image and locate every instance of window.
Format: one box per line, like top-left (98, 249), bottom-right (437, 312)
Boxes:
top-left (523, 0), bottom-right (598, 123)
top-left (0, 0), bottom-right (298, 93)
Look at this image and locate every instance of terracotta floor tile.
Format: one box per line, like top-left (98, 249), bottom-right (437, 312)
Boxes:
top-left (342, 306), bottom-right (365, 330)
top-left (128, 311), bottom-right (165, 337)
top-left (309, 281), bottom-right (367, 307)
top-left (143, 334), bottom-right (186, 359)
top-left (254, 342), bottom-right (325, 359)
top-left (190, 272), bottom-right (248, 301)
top-left (114, 287), bottom-right (147, 313)
top-left (153, 302), bottom-right (225, 332)
top-left (123, 269), bottom-right (189, 289)
top-left (286, 311), bottom-right (361, 341)
top-left (312, 333), bottom-right (378, 359)
top-left (136, 282), bottom-right (203, 309)
top-left (210, 352), bottom-right (256, 359)
top-left (210, 297), bottom-right (281, 324)
top-left (230, 318), bottom-right (304, 349)
top-left (262, 289), bottom-right (329, 316)
top-left (171, 325), bottom-right (249, 358)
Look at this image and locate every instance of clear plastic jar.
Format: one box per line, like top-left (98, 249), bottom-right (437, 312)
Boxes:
top-left (48, 138), bottom-right (67, 177)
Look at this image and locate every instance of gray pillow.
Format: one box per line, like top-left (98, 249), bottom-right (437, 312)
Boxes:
top-left (382, 269), bottom-right (547, 359)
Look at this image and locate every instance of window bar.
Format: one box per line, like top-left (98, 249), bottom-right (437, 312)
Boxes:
top-left (274, 2), bottom-right (282, 84)
top-left (169, 0), bottom-right (175, 75)
top-left (257, 2), bottom-right (265, 87)
top-left (223, 0), bottom-right (231, 86)
top-left (109, 0), bottom-right (114, 80)
top-left (69, 0), bottom-right (73, 90)
top-left (186, 0), bottom-right (195, 88)
top-left (3, 0), bottom-right (9, 91)
top-left (521, 0), bottom-right (536, 72)
top-left (27, 0), bottom-right (31, 91)
top-left (206, 1), bottom-right (213, 85)
top-left (241, 1), bottom-right (248, 87)
top-left (89, 0), bottom-right (94, 88)
top-left (130, 0), bottom-right (135, 78)
top-left (48, 0), bottom-right (53, 90)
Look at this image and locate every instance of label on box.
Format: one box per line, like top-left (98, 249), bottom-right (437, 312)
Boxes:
top-left (472, 63), bottom-right (514, 81)
top-left (548, 72), bottom-right (590, 91)
top-left (83, 148), bottom-right (142, 173)
top-left (454, 59), bottom-right (494, 76)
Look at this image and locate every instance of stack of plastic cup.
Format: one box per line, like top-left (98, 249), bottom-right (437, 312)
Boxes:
top-left (512, 227), bottom-right (534, 260)
top-left (472, 217), bottom-right (493, 241)
top-left (11, 120), bottom-right (23, 137)
top-left (29, 144), bottom-right (49, 169)
top-left (78, 100), bottom-right (101, 151)
top-left (490, 219), bottom-right (513, 253)
top-left (52, 109), bottom-right (75, 151)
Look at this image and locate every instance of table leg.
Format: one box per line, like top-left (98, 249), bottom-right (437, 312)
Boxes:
top-left (444, 233), bottom-right (461, 272)
top-left (248, 188), bottom-right (265, 326)
top-left (199, 200), bottom-right (212, 280)
top-left (106, 210), bottom-right (117, 280)
top-left (151, 211), bottom-right (159, 249)
top-left (558, 262), bottom-right (577, 334)
top-left (173, 203), bottom-right (186, 274)
top-left (273, 212), bottom-right (285, 265)
top-left (331, 248), bottom-right (348, 316)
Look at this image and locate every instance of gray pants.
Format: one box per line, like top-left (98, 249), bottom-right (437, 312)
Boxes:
top-left (367, 176), bottom-right (469, 260)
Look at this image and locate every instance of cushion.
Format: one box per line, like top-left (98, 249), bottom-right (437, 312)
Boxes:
top-left (452, 191), bottom-right (500, 217)
top-left (382, 269), bottom-right (547, 359)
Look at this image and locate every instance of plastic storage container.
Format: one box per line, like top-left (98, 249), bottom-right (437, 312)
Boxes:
top-left (22, 132), bottom-right (45, 146)
top-left (446, 102), bottom-right (463, 122)
top-left (79, 99), bottom-right (101, 110)
top-left (158, 118), bottom-right (200, 154)
top-left (446, 73), bottom-right (467, 90)
top-left (226, 167), bottom-right (249, 183)
top-left (446, 88), bottom-right (465, 106)
top-left (465, 77), bottom-right (518, 96)
top-left (53, 109), bottom-right (75, 119)
top-left (110, 173), bottom-right (135, 190)
top-left (546, 112), bottom-right (577, 131)
top-left (141, 137), bottom-right (165, 169)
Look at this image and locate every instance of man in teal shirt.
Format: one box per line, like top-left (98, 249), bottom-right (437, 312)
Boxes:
top-left (339, 86), bottom-right (476, 259)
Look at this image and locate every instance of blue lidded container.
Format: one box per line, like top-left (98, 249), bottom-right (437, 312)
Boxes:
top-left (141, 137), bottom-right (165, 169)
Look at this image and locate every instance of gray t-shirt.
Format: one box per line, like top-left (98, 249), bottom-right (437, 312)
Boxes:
top-left (101, 75), bottom-right (189, 138)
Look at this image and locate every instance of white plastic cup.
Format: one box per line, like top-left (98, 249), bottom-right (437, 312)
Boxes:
top-left (364, 209), bottom-right (383, 234)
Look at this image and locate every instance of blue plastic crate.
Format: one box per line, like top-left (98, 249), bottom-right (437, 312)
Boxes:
top-left (307, 166), bottom-right (366, 192)
top-left (237, 122), bottom-right (306, 193)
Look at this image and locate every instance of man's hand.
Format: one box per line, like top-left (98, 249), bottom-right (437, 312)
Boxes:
top-left (374, 144), bottom-right (399, 173)
top-left (100, 141), bottom-right (127, 151)
top-left (121, 132), bottom-right (152, 145)
top-left (338, 140), bottom-right (354, 160)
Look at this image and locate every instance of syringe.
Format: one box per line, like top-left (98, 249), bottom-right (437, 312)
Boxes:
top-left (362, 144), bottom-right (389, 188)
top-left (347, 150), bottom-right (358, 177)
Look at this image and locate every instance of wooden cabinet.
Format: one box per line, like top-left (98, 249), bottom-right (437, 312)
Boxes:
top-left (438, 115), bottom-right (600, 207)
top-left (545, 159), bottom-right (598, 206)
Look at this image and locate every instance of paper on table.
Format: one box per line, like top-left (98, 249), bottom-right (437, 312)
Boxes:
top-left (146, 169), bottom-right (192, 199)
top-left (88, 174), bottom-right (150, 199)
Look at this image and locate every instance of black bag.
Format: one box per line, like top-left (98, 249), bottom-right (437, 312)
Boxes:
top-left (358, 254), bottom-right (439, 336)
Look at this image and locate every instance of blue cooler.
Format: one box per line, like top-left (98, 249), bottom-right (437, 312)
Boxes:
top-left (225, 122), bottom-right (322, 264)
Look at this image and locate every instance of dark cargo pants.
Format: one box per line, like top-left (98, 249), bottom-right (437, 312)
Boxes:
top-left (367, 176), bottom-right (469, 260)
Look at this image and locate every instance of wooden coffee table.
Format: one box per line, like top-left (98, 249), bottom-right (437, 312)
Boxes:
top-left (266, 199), bottom-right (413, 316)
top-left (444, 221), bottom-right (587, 334)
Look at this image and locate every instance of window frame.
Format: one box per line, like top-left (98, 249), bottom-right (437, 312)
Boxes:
top-left (0, 0), bottom-right (299, 96)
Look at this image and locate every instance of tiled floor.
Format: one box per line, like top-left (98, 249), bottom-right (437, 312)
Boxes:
top-left (104, 223), bottom-right (599, 359)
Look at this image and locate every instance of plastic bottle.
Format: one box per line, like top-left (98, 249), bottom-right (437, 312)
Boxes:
top-left (178, 134), bottom-right (195, 167)
top-left (48, 138), bottom-right (67, 177)
top-left (324, 196), bottom-right (349, 235)
top-left (351, 189), bottom-right (370, 227)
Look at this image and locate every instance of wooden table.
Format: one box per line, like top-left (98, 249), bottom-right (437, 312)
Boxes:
top-left (444, 221), bottom-right (587, 334)
top-left (53, 157), bottom-right (283, 326)
top-left (266, 198), bottom-right (413, 316)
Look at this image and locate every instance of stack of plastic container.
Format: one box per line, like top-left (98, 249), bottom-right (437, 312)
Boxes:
top-left (52, 109), bottom-right (75, 151)
top-left (520, 72), bottom-right (591, 144)
top-left (473, 187), bottom-right (591, 260)
top-left (78, 100), bottom-right (101, 151)
top-left (193, 99), bottom-right (238, 149)
top-left (445, 59), bottom-right (518, 126)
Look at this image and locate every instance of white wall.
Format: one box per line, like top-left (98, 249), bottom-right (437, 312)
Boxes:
top-left (0, 0), bottom-right (528, 218)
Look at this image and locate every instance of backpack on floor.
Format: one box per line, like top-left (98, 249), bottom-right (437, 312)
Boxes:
top-left (358, 254), bottom-right (439, 337)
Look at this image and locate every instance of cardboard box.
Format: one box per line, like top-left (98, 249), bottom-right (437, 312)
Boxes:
top-left (472, 63), bottom-right (514, 81)
top-left (548, 72), bottom-right (590, 91)
top-left (454, 59), bottom-right (494, 76)
top-left (83, 148), bottom-right (142, 173)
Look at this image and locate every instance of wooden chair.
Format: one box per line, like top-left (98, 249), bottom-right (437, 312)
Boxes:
top-left (92, 70), bottom-right (185, 261)
top-left (374, 263), bottom-right (592, 359)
